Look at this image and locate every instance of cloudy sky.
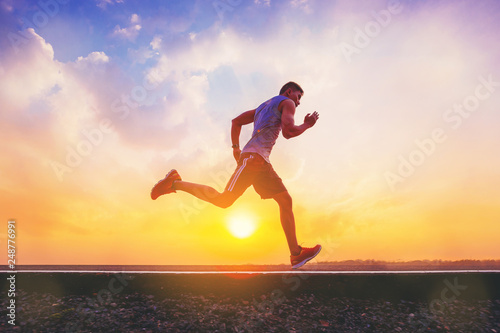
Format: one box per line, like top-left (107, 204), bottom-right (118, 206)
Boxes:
top-left (1, 0), bottom-right (499, 265)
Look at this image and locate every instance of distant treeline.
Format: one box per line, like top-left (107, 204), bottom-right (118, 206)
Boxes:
top-left (315, 259), bottom-right (500, 270)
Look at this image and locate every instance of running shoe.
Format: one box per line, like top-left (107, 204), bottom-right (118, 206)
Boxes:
top-left (151, 169), bottom-right (182, 200)
top-left (290, 244), bottom-right (322, 269)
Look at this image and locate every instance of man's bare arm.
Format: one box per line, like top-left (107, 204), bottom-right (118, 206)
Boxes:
top-left (231, 109), bottom-right (255, 161)
top-left (281, 99), bottom-right (319, 139)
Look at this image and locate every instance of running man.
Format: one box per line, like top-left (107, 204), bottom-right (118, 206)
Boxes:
top-left (151, 81), bottom-right (321, 269)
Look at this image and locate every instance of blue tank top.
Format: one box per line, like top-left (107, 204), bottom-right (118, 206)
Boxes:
top-left (242, 95), bottom-right (289, 163)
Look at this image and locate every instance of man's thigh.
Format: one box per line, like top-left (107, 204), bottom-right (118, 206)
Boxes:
top-left (253, 162), bottom-right (287, 199)
top-left (224, 153), bottom-right (257, 198)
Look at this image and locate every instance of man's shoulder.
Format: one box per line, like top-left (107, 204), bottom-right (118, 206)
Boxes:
top-left (273, 95), bottom-right (290, 101)
top-left (277, 97), bottom-right (294, 113)
top-left (258, 95), bottom-right (287, 110)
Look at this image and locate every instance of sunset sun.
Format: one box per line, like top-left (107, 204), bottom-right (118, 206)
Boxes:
top-left (227, 214), bottom-right (257, 239)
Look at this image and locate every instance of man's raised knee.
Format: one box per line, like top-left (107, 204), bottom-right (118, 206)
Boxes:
top-left (216, 200), bottom-right (232, 209)
top-left (214, 193), bottom-right (237, 209)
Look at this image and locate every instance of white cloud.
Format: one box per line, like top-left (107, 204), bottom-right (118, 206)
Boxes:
top-left (128, 46), bottom-right (157, 64)
top-left (1, 0), bottom-right (13, 12)
top-left (77, 51), bottom-right (110, 64)
top-left (146, 29), bottom-right (244, 86)
top-left (112, 14), bottom-right (142, 41)
top-left (290, 0), bottom-right (311, 13)
top-left (130, 13), bottom-right (140, 24)
top-left (96, 0), bottom-right (124, 9)
top-left (254, 0), bottom-right (271, 6)
top-left (0, 29), bottom-right (58, 111)
top-left (112, 23), bottom-right (141, 41)
top-left (0, 30), bottom-right (115, 161)
top-left (150, 35), bottom-right (162, 50)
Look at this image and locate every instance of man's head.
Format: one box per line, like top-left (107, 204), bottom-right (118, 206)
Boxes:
top-left (280, 81), bottom-right (304, 106)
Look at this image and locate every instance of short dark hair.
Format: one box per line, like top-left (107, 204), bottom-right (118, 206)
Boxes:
top-left (279, 81), bottom-right (304, 95)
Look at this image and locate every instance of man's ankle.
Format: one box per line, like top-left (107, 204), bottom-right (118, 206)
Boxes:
top-left (291, 246), bottom-right (301, 256)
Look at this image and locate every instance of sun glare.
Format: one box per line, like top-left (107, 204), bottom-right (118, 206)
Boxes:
top-left (227, 214), bottom-right (257, 239)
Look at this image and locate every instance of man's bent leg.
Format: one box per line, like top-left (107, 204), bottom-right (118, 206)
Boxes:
top-left (173, 181), bottom-right (238, 209)
top-left (273, 191), bottom-right (301, 255)
top-left (172, 154), bottom-right (253, 209)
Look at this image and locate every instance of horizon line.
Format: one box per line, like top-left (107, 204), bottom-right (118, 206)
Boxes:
top-left (2, 269), bottom-right (500, 274)
top-left (5, 259), bottom-right (500, 265)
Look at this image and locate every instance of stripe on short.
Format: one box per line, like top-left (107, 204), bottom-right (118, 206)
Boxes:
top-left (227, 155), bottom-right (252, 192)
